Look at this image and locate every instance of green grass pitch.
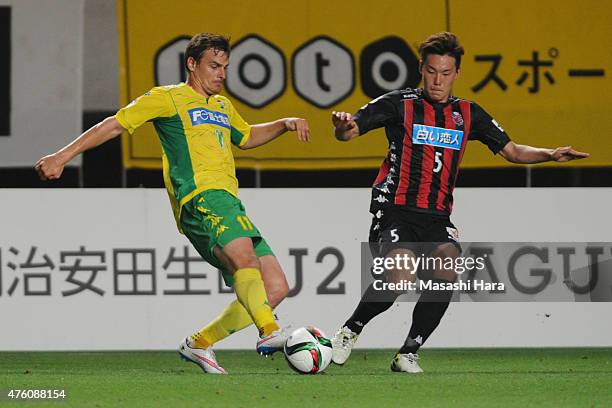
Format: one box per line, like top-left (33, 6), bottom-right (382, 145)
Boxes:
top-left (1, 348), bottom-right (611, 407)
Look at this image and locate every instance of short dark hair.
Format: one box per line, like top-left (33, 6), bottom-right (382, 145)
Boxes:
top-left (184, 33), bottom-right (231, 71)
top-left (418, 32), bottom-right (465, 69)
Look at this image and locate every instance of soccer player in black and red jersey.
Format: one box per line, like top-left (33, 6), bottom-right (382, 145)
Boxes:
top-left (330, 32), bottom-right (589, 373)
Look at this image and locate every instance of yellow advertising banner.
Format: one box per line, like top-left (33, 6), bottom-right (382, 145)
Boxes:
top-left (450, 0), bottom-right (611, 167)
top-left (117, 0), bottom-right (610, 170)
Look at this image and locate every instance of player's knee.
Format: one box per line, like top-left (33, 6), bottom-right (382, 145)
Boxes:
top-left (430, 244), bottom-right (460, 282)
top-left (267, 278), bottom-right (289, 307)
top-left (385, 268), bottom-right (416, 294)
top-left (432, 268), bottom-right (457, 282)
top-left (222, 238), bottom-right (261, 270)
top-left (229, 250), bottom-right (260, 270)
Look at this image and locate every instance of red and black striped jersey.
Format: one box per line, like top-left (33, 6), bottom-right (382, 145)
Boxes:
top-left (354, 88), bottom-right (511, 216)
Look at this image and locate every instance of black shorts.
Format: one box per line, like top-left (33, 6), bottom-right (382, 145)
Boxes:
top-left (368, 207), bottom-right (461, 258)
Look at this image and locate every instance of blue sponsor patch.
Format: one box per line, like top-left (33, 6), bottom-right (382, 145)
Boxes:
top-left (188, 107), bottom-right (230, 129)
top-left (412, 124), bottom-right (463, 150)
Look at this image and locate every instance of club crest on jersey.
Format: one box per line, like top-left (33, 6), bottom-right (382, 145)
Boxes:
top-left (188, 107), bottom-right (230, 129)
top-left (214, 129), bottom-right (224, 148)
top-left (412, 124), bottom-right (464, 150)
top-left (452, 112), bottom-right (464, 126)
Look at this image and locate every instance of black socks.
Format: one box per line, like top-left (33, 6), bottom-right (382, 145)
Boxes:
top-left (399, 279), bottom-right (454, 354)
top-left (344, 283), bottom-right (401, 334)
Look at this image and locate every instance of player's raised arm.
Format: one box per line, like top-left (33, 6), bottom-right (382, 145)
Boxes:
top-left (239, 117), bottom-right (310, 150)
top-left (499, 141), bottom-right (590, 164)
top-left (34, 117), bottom-right (126, 181)
top-left (332, 111), bottom-right (360, 141)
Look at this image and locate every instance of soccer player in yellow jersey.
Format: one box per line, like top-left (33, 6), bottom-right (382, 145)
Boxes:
top-left (34, 33), bottom-right (310, 374)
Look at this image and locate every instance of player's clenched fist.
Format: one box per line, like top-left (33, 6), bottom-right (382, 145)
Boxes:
top-left (332, 111), bottom-right (359, 141)
top-left (331, 111), bottom-right (356, 130)
top-left (34, 154), bottom-right (65, 181)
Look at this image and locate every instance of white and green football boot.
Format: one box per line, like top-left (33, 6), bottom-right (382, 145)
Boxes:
top-left (331, 326), bottom-right (359, 365)
top-left (390, 352), bottom-right (423, 373)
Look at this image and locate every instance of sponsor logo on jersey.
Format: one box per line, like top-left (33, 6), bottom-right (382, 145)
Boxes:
top-left (412, 124), bottom-right (464, 150)
top-left (188, 107), bottom-right (230, 129)
top-left (452, 111), bottom-right (464, 126)
top-left (401, 93), bottom-right (419, 100)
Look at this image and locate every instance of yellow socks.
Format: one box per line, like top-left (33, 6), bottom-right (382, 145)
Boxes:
top-left (190, 300), bottom-right (253, 349)
top-left (233, 267), bottom-right (279, 337)
top-left (189, 268), bottom-right (278, 349)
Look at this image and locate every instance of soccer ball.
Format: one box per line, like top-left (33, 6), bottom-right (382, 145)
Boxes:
top-left (284, 326), bottom-right (333, 374)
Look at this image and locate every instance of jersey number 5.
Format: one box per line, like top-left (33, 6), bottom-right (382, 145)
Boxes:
top-left (433, 151), bottom-right (443, 173)
top-left (390, 229), bottom-right (400, 242)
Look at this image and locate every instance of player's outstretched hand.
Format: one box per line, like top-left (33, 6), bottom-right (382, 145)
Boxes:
top-left (551, 146), bottom-right (590, 162)
top-left (284, 118), bottom-right (310, 142)
top-left (34, 153), bottom-right (65, 181)
top-left (331, 111), bottom-right (356, 131)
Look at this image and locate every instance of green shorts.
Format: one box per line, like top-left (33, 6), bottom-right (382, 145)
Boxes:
top-left (180, 189), bottom-right (274, 287)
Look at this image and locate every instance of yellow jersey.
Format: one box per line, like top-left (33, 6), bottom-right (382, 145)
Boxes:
top-left (115, 83), bottom-right (251, 231)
